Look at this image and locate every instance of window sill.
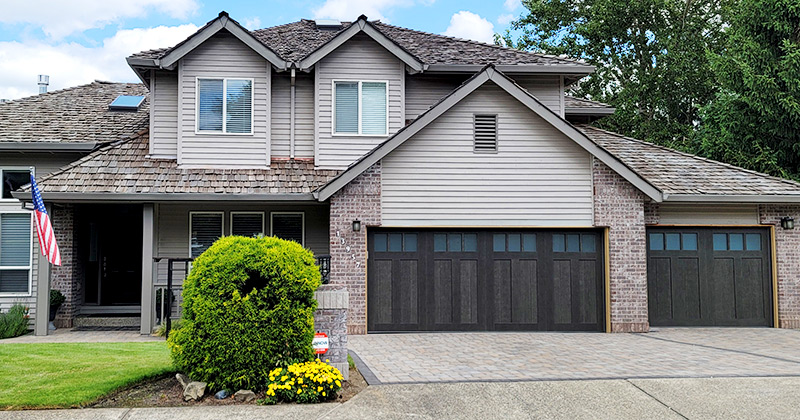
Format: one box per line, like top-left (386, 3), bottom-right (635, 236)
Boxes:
top-left (331, 133), bottom-right (389, 138)
top-left (193, 131), bottom-right (255, 136)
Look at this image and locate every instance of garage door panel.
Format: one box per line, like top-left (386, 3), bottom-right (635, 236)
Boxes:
top-left (648, 257), bottom-right (673, 321)
top-left (433, 259), bottom-right (455, 325)
top-left (371, 259), bottom-right (394, 326)
top-left (552, 259), bottom-right (572, 325)
top-left (459, 260), bottom-right (479, 324)
top-left (711, 257), bottom-right (737, 323)
top-left (737, 257), bottom-right (765, 321)
top-left (492, 259), bottom-right (512, 323)
top-left (576, 259), bottom-right (598, 324)
top-left (674, 257), bottom-right (701, 321)
top-left (512, 259), bottom-right (538, 324)
top-left (398, 259), bottom-right (419, 324)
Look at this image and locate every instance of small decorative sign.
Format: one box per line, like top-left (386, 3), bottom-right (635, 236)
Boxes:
top-left (312, 332), bottom-right (329, 355)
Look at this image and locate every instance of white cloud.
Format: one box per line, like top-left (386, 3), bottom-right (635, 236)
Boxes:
top-left (0, 24), bottom-right (199, 100)
top-left (443, 11), bottom-right (495, 44)
top-left (241, 17), bottom-right (262, 30)
top-left (497, 14), bottom-right (514, 25)
top-left (503, 0), bottom-right (521, 11)
top-left (311, 0), bottom-right (417, 22)
top-left (0, 0), bottom-right (199, 39)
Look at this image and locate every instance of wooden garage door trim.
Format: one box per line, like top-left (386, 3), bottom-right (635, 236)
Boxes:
top-left (367, 228), bottom-right (605, 332)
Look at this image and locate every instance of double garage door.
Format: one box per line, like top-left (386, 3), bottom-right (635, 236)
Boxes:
top-left (647, 227), bottom-right (773, 327)
top-left (367, 229), bottom-right (605, 332)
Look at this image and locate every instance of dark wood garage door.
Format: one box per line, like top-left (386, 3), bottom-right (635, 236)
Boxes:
top-left (367, 229), bottom-right (605, 332)
top-left (647, 227), bottom-right (773, 327)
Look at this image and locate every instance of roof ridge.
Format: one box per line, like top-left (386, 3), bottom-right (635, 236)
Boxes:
top-left (579, 125), bottom-right (800, 190)
top-left (0, 81), bottom-right (142, 105)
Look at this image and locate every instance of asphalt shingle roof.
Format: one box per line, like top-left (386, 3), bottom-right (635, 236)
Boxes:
top-left (565, 96), bottom-right (613, 110)
top-left (0, 81), bottom-right (148, 144)
top-left (130, 18), bottom-right (585, 67)
top-left (577, 125), bottom-right (800, 196)
top-left (30, 130), bottom-right (341, 196)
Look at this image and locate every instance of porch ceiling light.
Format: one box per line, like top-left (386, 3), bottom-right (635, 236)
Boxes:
top-left (781, 217), bottom-right (794, 230)
top-left (352, 219), bottom-right (361, 232)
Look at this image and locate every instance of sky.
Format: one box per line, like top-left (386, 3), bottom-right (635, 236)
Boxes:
top-left (0, 0), bottom-right (525, 100)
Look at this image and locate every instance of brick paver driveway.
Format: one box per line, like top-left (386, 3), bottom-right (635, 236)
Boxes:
top-left (348, 328), bottom-right (800, 384)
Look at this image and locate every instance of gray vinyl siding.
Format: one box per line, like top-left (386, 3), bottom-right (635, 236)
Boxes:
top-left (405, 74), bottom-right (564, 121)
top-left (271, 71), bottom-right (315, 158)
top-left (381, 82), bottom-right (593, 226)
top-left (316, 33), bottom-right (405, 168)
top-left (179, 30), bottom-right (270, 168)
top-left (150, 70), bottom-right (179, 158)
top-left (0, 153), bottom-right (85, 325)
top-left (657, 203), bottom-right (760, 225)
top-left (154, 203), bottom-right (330, 285)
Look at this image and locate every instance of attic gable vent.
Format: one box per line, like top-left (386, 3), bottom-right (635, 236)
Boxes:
top-left (109, 95), bottom-right (145, 111)
top-left (473, 114), bottom-right (498, 153)
top-left (315, 19), bottom-right (342, 30)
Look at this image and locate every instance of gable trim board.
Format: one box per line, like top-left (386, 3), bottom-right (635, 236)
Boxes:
top-left (316, 65), bottom-right (662, 203)
top-left (298, 16), bottom-right (425, 73)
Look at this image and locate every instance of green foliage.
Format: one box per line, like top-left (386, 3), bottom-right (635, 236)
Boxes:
top-left (0, 304), bottom-right (30, 339)
top-left (502, 0), bottom-right (730, 149)
top-left (168, 235), bottom-right (320, 391)
top-left (696, 0), bottom-right (800, 178)
top-left (260, 359), bottom-right (343, 405)
top-left (50, 289), bottom-right (65, 307)
top-left (154, 319), bottom-right (183, 338)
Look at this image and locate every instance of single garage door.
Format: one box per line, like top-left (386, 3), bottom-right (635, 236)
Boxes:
top-left (367, 229), bottom-right (605, 332)
top-left (647, 228), bottom-right (773, 327)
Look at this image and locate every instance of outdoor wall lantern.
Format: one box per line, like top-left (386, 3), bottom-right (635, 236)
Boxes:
top-left (781, 217), bottom-right (795, 230)
top-left (352, 219), bottom-right (362, 232)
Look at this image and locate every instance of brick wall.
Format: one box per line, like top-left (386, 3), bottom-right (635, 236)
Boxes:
top-left (328, 162), bottom-right (381, 335)
top-left (593, 159), bottom-right (649, 332)
top-left (760, 205), bottom-right (800, 328)
top-left (50, 204), bottom-right (80, 328)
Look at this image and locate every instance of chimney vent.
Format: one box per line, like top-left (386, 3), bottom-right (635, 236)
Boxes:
top-left (38, 75), bottom-right (49, 94)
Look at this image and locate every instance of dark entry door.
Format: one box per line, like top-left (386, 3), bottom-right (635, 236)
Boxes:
top-left (647, 228), bottom-right (772, 326)
top-left (367, 229), bottom-right (604, 332)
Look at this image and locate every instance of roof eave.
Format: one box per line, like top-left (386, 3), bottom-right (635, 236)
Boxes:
top-left (663, 194), bottom-right (800, 203)
top-left (10, 191), bottom-right (318, 203)
top-left (425, 64), bottom-right (596, 74)
top-left (565, 107), bottom-right (616, 115)
top-left (0, 142), bottom-right (99, 152)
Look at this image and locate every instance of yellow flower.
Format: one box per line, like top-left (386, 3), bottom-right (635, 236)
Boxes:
top-left (297, 389), bottom-right (302, 394)
top-left (335, 380), bottom-right (341, 387)
top-left (318, 386), bottom-right (323, 392)
top-left (298, 378), bottom-right (303, 384)
top-left (281, 375), bottom-right (288, 381)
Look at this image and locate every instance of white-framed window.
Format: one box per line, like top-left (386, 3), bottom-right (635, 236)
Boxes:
top-left (189, 212), bottom-right (224, 258)
top-left (1, 168), bottom-right (31, 201)
top-left (0, 212), bottom-right (33, 296)
top-left (231, 212), bottom-right (265, 238)
top-left (270, 212), bottom-right (304, 246)
top-left (333, 80), bottom-right (388, 136)
top-left (196, 78), bottom-right (254, 135)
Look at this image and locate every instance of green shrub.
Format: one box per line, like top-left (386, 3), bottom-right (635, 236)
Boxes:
top-left (0, 305), bottom-right (30, 339)
top-left (50, 290), bottom-right (65, 307)
top-left (167, 236), bottom-right (320, 391)
top-left (260, 359), bottom-right (343, 405)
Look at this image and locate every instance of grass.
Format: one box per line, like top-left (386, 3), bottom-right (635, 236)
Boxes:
top-left (0, 342), bottom-right (174, 409)
top-left (347, 354), bottom-right (355, 370)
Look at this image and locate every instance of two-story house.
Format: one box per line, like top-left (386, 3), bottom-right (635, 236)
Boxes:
top-left (3, 12), bottom-right (800, 347)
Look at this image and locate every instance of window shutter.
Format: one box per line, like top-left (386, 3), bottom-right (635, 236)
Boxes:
top-left (335, 82), bottom-right (359, 133)
top-left (198, 79), bottom-right (223, 131)
top-left (474, 115), bottom-right (498, 152)
top-left (0, 214), bottom-right (30, 267)
top-left (225, 79), bottom-right (252, 133)
top-left (231, 213), bottom-right (264, 237)
top-left (190, 213), bottom-right (222, 258)
top-left (272, 213), bottom-right (304, 245)
top-left (361, 82), bottom-right (387, 135)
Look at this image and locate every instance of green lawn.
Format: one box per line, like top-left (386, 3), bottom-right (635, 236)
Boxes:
top-left (0, 342), bottom-right (174, 409)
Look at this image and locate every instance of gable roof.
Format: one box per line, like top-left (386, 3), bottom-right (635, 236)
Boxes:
top-left (129, 14), bottom-right (594, 74)
top-left (577, 125), bottom-right (800, 202)
top-left (315, 65), bottom-right (662, 202)
top-left (16, 129), bottom-right (341, 201)
top-left (0, 81), bottom-right (148, 151)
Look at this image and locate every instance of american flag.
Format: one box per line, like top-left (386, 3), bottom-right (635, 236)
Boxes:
top-left (30, 175), bottom-right (61, 266)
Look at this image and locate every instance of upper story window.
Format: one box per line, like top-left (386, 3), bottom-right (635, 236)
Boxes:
top-left (334, 81), bottom-right (387, 136)
top-left (196, 78), bottom-right (253, 134)
top-left (2, 169), bottom-right (31, 200)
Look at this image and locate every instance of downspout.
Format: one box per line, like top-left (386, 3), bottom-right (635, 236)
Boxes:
top-left (290, 68), bottom-right (296, 160)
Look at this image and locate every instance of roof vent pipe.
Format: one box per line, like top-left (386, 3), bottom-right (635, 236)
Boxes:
top-left (37, 75), bottom-right (49, 94)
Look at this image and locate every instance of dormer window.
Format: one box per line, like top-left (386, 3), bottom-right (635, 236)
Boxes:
top-left (196, 78), bottom-right (253, 134)
top-left (333, 80), bottom-right (387, 136)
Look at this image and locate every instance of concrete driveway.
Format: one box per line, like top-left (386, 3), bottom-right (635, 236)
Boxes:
top-left (348, 327), bottom-right (800, 384)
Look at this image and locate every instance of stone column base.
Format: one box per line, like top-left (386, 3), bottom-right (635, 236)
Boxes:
top-left (611, 322), bottom-right (649, 333)
top-left (314, 287), bottom-right (349, 380)
top-left (779, 319), bottom-right (800, 329)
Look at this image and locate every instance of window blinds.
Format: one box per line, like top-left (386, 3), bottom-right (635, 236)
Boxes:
top-left (361, 82), bottom-right (387, 135)
top-left (335, 82), bottom-right (359, 133)
top-left (225, 79), bottom-right (252, 134)
top-left (198, 79), bottom-right (223, 132)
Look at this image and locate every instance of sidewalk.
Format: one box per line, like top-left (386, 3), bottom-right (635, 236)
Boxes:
top-left (0, 329), bottom-right (161, 344)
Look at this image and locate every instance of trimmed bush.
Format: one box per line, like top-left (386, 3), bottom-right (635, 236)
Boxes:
top-left (0, 305), bottom-right (30, 339)
top-left (167, 236), bottom-right (320, 391)
top-left (261, 359), bottom-right (343, 404)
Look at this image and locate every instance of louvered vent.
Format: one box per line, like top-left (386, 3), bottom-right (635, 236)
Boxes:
top-left (473, 114), bottom-right (497, 153)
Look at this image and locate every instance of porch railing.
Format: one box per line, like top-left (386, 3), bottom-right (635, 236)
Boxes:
top-left (152, 254), bottom-right (332, 335)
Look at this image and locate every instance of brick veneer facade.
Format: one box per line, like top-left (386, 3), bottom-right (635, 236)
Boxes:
top-left (49, 204), bottom-right (81, 328)
top-left (760, 205), bottom-right (800, 328)
top-left (328, 162), bottom-right (381, 335)
top-left (592, 159), bottom-right (650, 332)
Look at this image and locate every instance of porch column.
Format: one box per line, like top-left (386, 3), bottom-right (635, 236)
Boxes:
top-left (34, 204), bottom-right (52, 335)
top-left (140, 203), bottom-right (155, 335)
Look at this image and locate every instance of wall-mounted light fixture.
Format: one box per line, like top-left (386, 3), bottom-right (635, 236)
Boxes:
top-left (781, 217), bottom-right (794, 230)
top-left (352, 219), bottom-right (361, 232)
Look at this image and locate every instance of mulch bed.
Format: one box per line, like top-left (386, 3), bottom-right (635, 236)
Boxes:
top-left (90, 365), bottom-right (367, 408)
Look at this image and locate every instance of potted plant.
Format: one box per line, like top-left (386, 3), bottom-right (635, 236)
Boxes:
top-left (49, 290), bottom-right (65, 328)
